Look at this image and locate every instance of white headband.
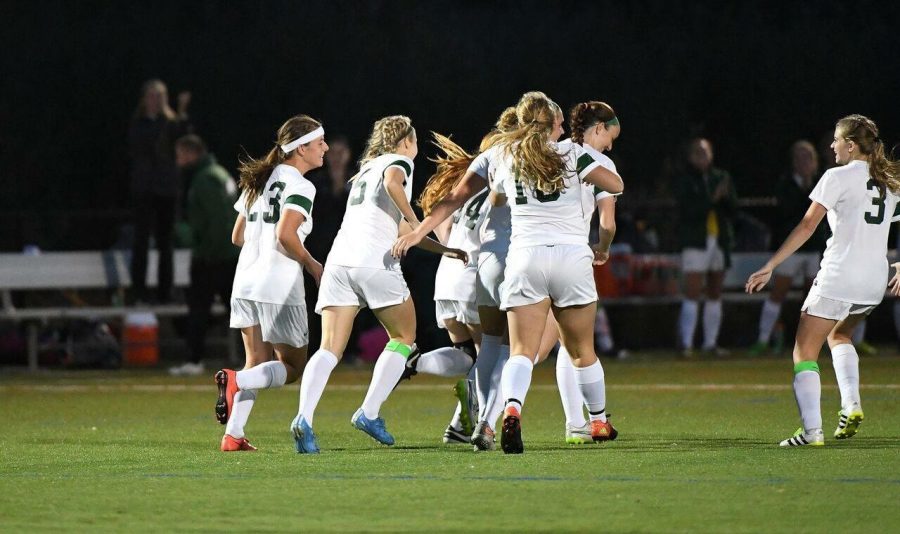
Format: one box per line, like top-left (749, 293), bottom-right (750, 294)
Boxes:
top-left (281, 126), bottom-right (325, 153)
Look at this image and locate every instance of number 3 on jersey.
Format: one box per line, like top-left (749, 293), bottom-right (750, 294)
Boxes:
top-left (263, 181), bottom-right (285, 223)
top-left (864, 179), bottom-right (885, 225)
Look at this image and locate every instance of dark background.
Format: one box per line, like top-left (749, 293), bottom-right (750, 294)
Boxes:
top-left (1, 0), bottom-right (899, 250)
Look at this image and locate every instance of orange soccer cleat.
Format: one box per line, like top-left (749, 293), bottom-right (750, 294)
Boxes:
top-left (214, 369), bottom-right (238, 425)
top-left (220, 434), bottom-right (257, 452)
top-left (591, 418), bottom-right (618, 442)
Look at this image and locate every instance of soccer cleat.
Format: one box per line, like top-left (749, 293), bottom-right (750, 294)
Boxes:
top-left (443, 425), bottom-right (471, 444)
top-left (855, 341), bottom-right (878, 356)
top-left (169, 361), bottom-right (205, 376)
top-left (834, 407), bottom-right (864, 440)
top-left (395, 345), bottom-right (422, 385)
top-left (214, 369), bottom-right (238, 425)
top-left (703, 346), bottom-right (730, 357)
top-left (471, 421), bottom-right (496, 451)
top-left (220, 434), bottom-right (257, 452)
top-left (565, 422), bottom-right (592, 444)
top-left (290, 415), bottom-right (320, 454)
top-left (454, 379), bottom-right (478, 436)
top-left (351, 408), bottom-right (395, 446)
top-left (779, 428), bottom-right (825, 447)
top-left (591, 418), bottom-right (618, 442)
top-left (500, 406), bottom-right (524, 454)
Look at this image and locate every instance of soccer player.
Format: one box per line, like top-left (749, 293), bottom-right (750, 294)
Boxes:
top-left (490, 92), bottom-right (623, 454)
top-left (750, 140), bottom-right (826, 355)
top-left (215, 115), bottom-right (327, 451)
top-left (746, 114), bottom-right (900, 446)
top-left (290, 116), bottom-right (466, 453)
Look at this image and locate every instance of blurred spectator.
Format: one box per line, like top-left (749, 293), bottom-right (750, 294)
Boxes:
top-left (168, 134), bottom-right (238, 376)
top-left (750, 140), bottom-right (825, 355)
top-left (128, 79), bottom-right (192, 303)
top-left (675, 137), bottom-right (738, 355)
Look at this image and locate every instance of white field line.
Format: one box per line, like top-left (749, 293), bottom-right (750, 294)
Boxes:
top-left (1, 383), bottom-right (898, 393)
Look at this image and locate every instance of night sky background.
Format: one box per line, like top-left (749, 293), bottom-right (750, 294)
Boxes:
top-left (1, 0), bottom-right (899, 250)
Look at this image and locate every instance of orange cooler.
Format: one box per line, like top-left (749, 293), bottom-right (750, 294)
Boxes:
top-left (123, 312), bottom-right (159, 366)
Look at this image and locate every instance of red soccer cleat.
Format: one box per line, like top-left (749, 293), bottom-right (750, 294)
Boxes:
top-left (220, 434), bottom-right (257, 452)
top-left (215, 369), bottom-right (238, 425)
top-left (591, 418), bottom-right (618, 442)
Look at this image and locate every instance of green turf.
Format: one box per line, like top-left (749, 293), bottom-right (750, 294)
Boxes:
top-left (2, 354), bottom-right (899, 532)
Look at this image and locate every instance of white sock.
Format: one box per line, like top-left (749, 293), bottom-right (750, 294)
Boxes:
top-left (501, 354), bottom-right (533, 413)
top-left (225, 389), bottom-right (257, 439)
top-left (574, 360), bottom-right (607, 422)
top-left (236, 361), bottom-right (287, 390)
top-left (793, 362), bottom-right (822, 433)
top-left (702, 299), bottom-right (723, 350)
top-left (448, 403), bottom-right (462, 430)
top-left (474, 335), bottom-right (501, 412)
top-left (758, 299), bottom-right (782, 344)
top-left (297, 349), bottom-right (339, 426)
top-left (416, 346), bottom-right (473, 377)
top-left (556, 346), bottom-right (586, 427)
top-left (595, 306), bottom-right (615, 352)
top-left (679, 299), bottom-right (699, 349)
top-left (360, 342), bottom-right (412, 419)
top-left (482, 345), bottom-right (510, 428)
top-left (830, 343), bottom-right (861, 410)
top-left (852, 321), bottom-right (866, 345)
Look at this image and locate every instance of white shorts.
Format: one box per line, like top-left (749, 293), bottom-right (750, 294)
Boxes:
top-left (315, 265), bottom-right (409, 313)
top-left (476, 250), bottom-right (506, 308)
top-left (230, 298), bottom-right (309, 347)
top-left (774, 252), bottom-right (821, 279)
top-left (435, 299), bottom-right (481, 328)
top-left (801, 289), bottom-right (877, 321)
top-left (500, 244), bottom-right (597, 310)
top-left (682, 236), bottom-right (725, 273)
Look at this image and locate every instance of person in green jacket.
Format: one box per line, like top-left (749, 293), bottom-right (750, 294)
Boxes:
top-left (169, 134), bottom-right (240, 376)
top-left (676, 137), bottom-right (738, 356)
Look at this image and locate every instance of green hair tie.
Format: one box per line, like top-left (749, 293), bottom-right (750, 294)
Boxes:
top-left (605, 117), bottom-right (620, 128)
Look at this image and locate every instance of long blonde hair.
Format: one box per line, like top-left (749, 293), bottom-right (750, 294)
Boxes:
top-left (418, 107), bottom-right (520, 215)
top-left (836, 114), bottom-right (900, 195)
top-left (238, 115), bottom-right (321, 209)
top-left (493, 91), bottom-right (567, 195)
top-left (359, 115), bottom-right (415, 167)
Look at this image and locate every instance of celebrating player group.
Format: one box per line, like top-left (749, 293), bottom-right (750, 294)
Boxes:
top-left (211, 90), bottom-right (900, 453)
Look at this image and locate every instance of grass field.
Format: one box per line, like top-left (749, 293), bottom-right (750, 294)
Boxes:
top-left (2, 353), bottom-right (899, 532)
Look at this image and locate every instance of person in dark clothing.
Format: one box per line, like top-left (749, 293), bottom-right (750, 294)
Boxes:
top-left (128, 79), bottom-right (192, 303)
top-left (750, 140), bottom-right (826, 354)
top-left (675, 137), bottom-right (738, 356)
top-left (169, 135), bottom-right (239, 376)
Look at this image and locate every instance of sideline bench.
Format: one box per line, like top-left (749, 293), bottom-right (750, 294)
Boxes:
top-left (0, 250), bottom-right (232, 371)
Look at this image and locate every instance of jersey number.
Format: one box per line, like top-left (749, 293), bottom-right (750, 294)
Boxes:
top-left (263, 181), bottom-right (285, 224)
top-left (463, 190), bottom-right (490, 229)
top-left (513, 166), bottom-right (560, 204)
top-left (349, 175), bottom-right (369, 206)
top-left (864, 179), bottom-right (885, 225)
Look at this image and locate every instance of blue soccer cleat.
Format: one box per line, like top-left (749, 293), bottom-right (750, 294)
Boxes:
top-left (351, 408), bottom-right (395, 445)
top-left (290, 415), bottom-right (320, 454)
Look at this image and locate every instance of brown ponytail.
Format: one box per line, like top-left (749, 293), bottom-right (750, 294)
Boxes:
top-left (568, 101), bottom-right (616, 145)
top-left (836, 114), bottom-right (900, 195)
top-left (238, 115), bottom-right (321, 209)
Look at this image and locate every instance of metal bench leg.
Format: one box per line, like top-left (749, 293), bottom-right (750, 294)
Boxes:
top-left (27, 322), bottom-right (39, 372)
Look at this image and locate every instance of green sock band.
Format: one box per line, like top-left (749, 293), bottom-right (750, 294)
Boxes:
top-left (793, 361), bottom-right (820, 375)
top-left (385, 340), bottom-right (413, 358)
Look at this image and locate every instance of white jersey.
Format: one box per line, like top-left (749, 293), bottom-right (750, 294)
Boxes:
top-left (469, 146), bottom-right (511, 254)
top-left (434, 188), bottom-right (490, 302)
top-left (493, 141), bottom-right (604, 249)
top-left (809, 160), bottom-right (900, 304)
top-left (231, 164), bottom-right (316, 305)
top-left (327, 154), bottom-right (414, 271)
top-left (558, 140), bottom-right (622, 237)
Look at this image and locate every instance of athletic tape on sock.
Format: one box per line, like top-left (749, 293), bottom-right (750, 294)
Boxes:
top-left (794, 361), bottom-right (820, 374)
top-left (385, 340), bottom-right (413, 358)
